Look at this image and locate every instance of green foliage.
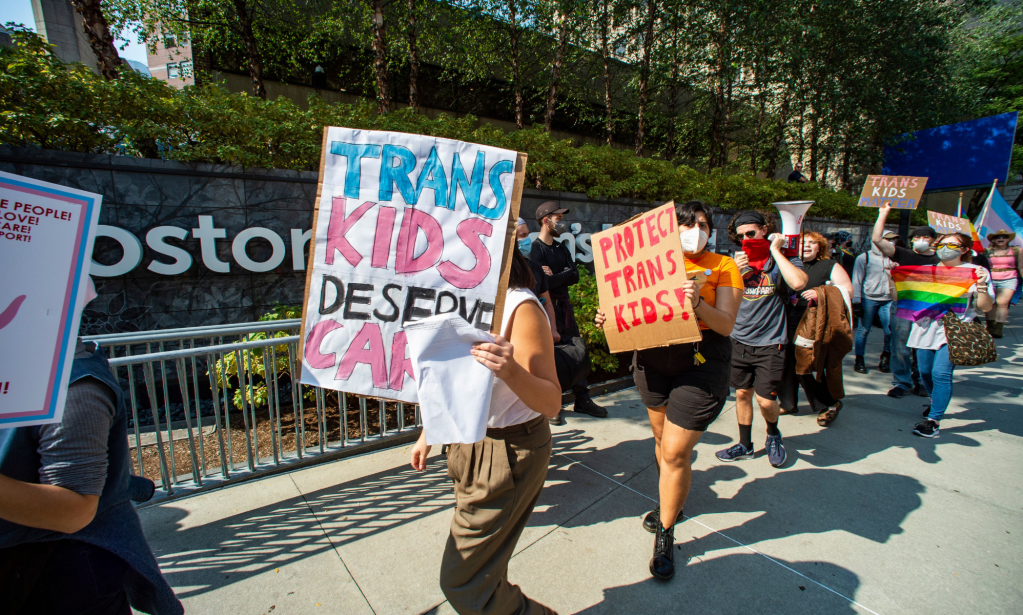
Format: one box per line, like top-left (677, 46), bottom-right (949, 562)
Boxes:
top-left (569, 265), bottom-right (618, 374)
top-left (0, 27), bottom-right (870, 219)
top-left (209, 304), bottom-right (309, 411)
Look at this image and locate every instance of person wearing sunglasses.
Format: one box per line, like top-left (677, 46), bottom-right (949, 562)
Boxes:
top-left (716, 210), bottom-right (807, 468)
top-left (872, 204), bottom-right (937, 399)
top-left (908, 233), bottom-right (994, 438)
top-left (983, 230), bottom-right (1023, 338)
top-left (593, 201), bottom-right (742, 580)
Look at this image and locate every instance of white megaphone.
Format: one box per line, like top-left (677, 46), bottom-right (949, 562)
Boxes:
top-left (771, 200), bottom-right (813, 258)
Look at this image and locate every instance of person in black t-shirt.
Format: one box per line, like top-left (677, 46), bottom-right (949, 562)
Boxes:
top-left (529, 201), bottom-right (608, 424)
top-left (516, 219), bottom-right (560, 342)
top-left (787, 162), bottom-right (809, 183)
top-left (872, 204), bottom-right (937, 398)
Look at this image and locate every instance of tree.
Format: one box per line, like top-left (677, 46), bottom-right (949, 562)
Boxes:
top-left (71, 0), bottom-right (128, 79)
top-left (634, 0), bottom-right (656, 154)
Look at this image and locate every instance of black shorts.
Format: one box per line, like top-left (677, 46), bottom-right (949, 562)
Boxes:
top-left (729, 340), bottom-right (786, 400)
top-left (632, 332), bottom-right (730, 432)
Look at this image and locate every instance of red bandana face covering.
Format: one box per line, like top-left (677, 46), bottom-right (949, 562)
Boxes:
top-left (742, 238), bottom-right (772, 273)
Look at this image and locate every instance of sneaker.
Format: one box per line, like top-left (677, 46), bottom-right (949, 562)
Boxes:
top-left (766, 434), bottom-right (787, 467)
top-left (716, 442), bottom-right (755, 462)
top-left (911, 383), bottom-right (929, 398)
top-left (548, 411), bottom-right (564, 426)
top-left (922, 405), bottom-right (931, 418)
top-left (913, 419), bottom-right (939, 438)
top-left (887, 386), bottom-right (909, 399)
top-left (573, 397), bottom-right (608, 418)
top-left (643, 506), bottom-right (685, 534)
top-left (649, 519), bottom-right (675, 580)
top-left (854, 356), bottom-right (867, 374)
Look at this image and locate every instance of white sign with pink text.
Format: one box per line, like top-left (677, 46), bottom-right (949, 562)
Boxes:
top-left (299, 128), bottom-right (519, 403)
top-left (0, 171), bottom-right (101, 428)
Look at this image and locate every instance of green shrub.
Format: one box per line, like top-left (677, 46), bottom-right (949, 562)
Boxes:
top-left (569, 265), bottom-right (618, 374)
top-left (0, 27), bottom-right (871, 220)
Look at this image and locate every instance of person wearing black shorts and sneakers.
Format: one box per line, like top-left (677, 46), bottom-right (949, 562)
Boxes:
top-left (530, 201), bottom-right (607, 424)
top-left (717, 211), bottom-right (808, 467)
top-left (595, 201), bottom-right (742, 581)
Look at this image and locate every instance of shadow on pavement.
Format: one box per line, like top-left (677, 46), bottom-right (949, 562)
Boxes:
top-left (574, 553), bottom-right (865, 615)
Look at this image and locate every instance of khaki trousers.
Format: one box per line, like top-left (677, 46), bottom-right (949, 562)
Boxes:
top-left (440, 414), bottom-right (555, 615)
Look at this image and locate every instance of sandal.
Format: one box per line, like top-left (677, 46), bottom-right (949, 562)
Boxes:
top-left (817, 401), bottom-right (843, 426)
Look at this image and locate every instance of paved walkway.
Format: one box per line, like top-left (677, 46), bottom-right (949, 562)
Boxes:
top-left (138, 323), bottom-right (1023, 614)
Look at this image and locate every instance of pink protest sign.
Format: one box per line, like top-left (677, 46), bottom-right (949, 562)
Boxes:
top-left (299, 128), bottom-right (525, 403)
top-left (0, 171), bottom-right (102, 428)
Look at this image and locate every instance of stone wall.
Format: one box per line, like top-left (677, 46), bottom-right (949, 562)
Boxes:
top-left (0, 146), bottom-right (881, 334)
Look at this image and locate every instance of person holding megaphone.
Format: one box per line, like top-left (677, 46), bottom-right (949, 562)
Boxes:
top-left (716, 210), bottom-right (808, 468)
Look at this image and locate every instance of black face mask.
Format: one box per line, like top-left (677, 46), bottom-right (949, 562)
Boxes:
top-left (548, 219), bottom-right (567, 237)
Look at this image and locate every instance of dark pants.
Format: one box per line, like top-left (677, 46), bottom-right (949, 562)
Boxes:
top-left (779, 342), bottom-right (839, 414)
top-left (0, 539), bottom-right (131, 615)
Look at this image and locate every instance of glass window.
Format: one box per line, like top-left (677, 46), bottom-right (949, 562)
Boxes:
top-left (168, 63), bottom-right (179, 79)
top-left (164, 34), bottom-right (177, 48)
top-left (179, 61), bottom-right (193, 78)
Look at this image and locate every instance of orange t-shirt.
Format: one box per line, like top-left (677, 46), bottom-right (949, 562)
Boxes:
top-left (685, 250), bottom-right (743, 330)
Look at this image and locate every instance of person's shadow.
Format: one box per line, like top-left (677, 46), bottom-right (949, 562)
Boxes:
top-left (575, 553), bottom-right (865, 614)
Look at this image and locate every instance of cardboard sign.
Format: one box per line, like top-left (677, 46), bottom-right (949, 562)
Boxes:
top-left (591, 202), bottom-right (701, 353)
top-left (927, 211), bottom-right (972, 235)
top-left (0, 171), bottom-right (101, 428)
top-left (299, 127), bottom-right (526, 403)
top-left (858, 175), bottom-right (928, 209)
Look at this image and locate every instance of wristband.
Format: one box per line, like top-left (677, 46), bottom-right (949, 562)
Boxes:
top-left (693, 296), bottom-right (703, 310)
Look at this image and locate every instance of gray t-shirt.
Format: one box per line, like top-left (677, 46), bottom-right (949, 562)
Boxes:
top-left (731, 256), bottom-right (805, 346)
top-left (36, 341), bottom-right (117, 496)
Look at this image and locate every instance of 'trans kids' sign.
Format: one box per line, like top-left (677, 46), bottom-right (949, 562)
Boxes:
top-left (858, 175), bottom-right (928, 209)
top-left (299, 128), bottom-right (525, 403)
top-left (591, 202), bottom-right (702, 353)
top-left (0, 171), bottom-right (101, 428)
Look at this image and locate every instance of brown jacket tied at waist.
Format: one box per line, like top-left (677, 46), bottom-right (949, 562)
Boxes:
top-left (793, 284), bottom-right (853, 400)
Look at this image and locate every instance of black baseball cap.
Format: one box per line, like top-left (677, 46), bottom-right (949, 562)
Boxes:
top-left (909, 226), bottom-right (937, 239)
top-left (535, 201), bottom-right (569, 222)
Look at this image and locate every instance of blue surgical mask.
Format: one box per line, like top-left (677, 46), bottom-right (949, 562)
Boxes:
top-left (518, 238), bottom-right (532, 254)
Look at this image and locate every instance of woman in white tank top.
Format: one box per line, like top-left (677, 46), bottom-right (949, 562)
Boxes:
top-left (410, 248), bottom-right (562, 614)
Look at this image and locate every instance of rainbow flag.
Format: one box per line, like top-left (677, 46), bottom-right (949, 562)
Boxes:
top-left (893, 266), bottom-right (977, 322)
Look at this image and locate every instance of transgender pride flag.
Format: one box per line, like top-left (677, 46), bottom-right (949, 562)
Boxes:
top-left (975, 183), bottom-right (1023, 251)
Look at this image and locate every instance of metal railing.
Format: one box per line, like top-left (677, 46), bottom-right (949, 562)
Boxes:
top-left (83, 321), bottom-right (421, 503)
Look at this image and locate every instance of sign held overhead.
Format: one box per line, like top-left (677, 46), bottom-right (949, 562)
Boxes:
top-left (858, 175), bottom-right (928, 209)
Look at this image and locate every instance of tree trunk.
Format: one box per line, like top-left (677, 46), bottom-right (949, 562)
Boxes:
top-left (371, 0), bottom-right (389, 113)
top-left (809, 110), bottom-right (819, 182)
top-left (407, 0), bottom-right (418, 111)
top-left (796, 102), bottom-right (806, 164)
top-left (509, 0), bottom-right (523, 129)
top-left (544, 8), bottom-right (568, 132)
top-left (634, 0), bottom-right (655, 155)
top-left (763, 90), bottom-right (790, 180)
top-left (70, 0), bottom-right (126, 80)
top-left (840, 131), bottom-right (852, 191)
top-left (229, 0), bottom-right (266, 99)
top-left (750, 64), bottom-right (766, 175)
top-left (600, 0), bottom-right (612, 145)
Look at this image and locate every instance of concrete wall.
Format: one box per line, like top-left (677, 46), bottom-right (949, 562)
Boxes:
top-left (31, 0), bottom-right (98, 70)
top-left (0, 146), bottom-right (881, 335)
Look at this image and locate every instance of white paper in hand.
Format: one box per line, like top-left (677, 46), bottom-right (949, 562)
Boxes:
top-left (404, 314), bottom-right (495, 445)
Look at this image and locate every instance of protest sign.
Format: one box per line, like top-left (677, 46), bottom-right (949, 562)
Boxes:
top-left (927, 211), bottom-right (972, 235)
top-left (0, 171), bottom-right (101, 428)
top-left (299, 127), bottom-right (526, 403)
top-left (591, 202), bottom-right (702, 353)
top-left (858, 175), bottom-right (928, 209)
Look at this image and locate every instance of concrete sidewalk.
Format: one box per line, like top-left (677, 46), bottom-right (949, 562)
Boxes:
top-left (138, 325), bottom-right (1023, 615)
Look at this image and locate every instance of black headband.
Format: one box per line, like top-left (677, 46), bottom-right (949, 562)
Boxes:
top-left (733, 211), bottom-right (766, 228)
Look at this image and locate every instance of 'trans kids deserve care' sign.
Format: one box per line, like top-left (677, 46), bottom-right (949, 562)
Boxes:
top-left (858, 175), bottom-right (928, 209)
top-left (299, 128), bottom-right (525, 403)
top-left (0, 171), bottom-right (101, 428)
top-left (592, 202), bottom-right (702, 353)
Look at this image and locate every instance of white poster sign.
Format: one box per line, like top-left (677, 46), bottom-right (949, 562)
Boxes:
top-left (0, 171), bottom-right (101, 428)
top-left (299, 128), bottom-right (524, 403)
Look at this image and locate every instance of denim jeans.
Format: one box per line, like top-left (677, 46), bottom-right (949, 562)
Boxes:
top-left (855, 298), bottom-right (892, 356)
top-left (917, 345), bottom-right (954, 421)
top-left (889, 304), bottom-right (918, 391)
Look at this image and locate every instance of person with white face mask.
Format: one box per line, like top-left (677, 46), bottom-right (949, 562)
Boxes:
top-left (871, 204), bottom-right (939, 399)
top-left (593, 201), bottom-right (742, 580)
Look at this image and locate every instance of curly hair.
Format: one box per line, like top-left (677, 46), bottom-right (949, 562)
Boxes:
top-left (803, 231), bottom-right (831, 260)
top-left (727, 209), bottom-right (777, 245)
